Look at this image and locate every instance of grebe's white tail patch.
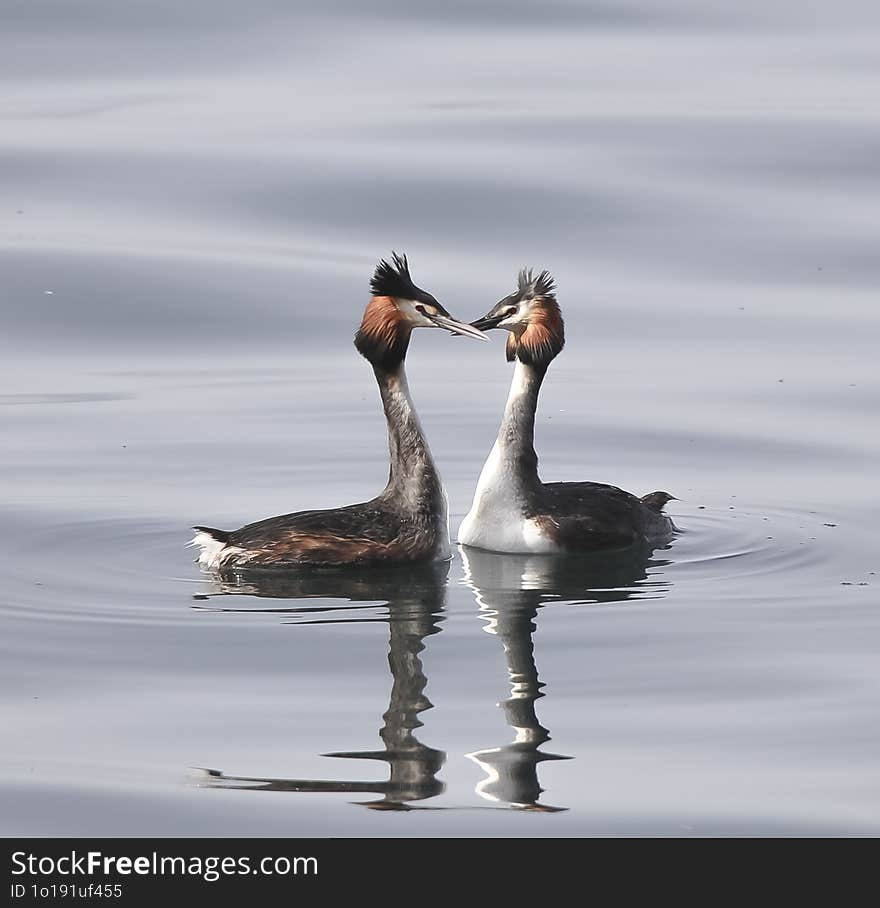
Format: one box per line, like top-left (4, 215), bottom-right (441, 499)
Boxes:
top-left (189, 526), bottom-right (237, 570)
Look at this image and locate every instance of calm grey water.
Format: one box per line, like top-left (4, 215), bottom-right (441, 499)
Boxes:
top-left (2, 2), bottom-right (879, 836)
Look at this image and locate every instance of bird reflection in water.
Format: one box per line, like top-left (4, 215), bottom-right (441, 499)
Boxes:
top-left (461, 543), bottom-right (665, 811)
top-left (194, 562), bottom-right (448, 810)
top-left (194, 544), bottom-right (666, 812)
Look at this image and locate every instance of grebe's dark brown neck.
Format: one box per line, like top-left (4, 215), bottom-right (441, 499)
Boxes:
top-left (374, 364), bottom-right (437, 499)
top-left (354, 294), bottom-right (445, 523)
top-left (373, 364), bottom-right (444, 514)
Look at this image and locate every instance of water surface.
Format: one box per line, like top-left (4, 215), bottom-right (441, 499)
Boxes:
top-left (2, 1), bottom-right (879, 835)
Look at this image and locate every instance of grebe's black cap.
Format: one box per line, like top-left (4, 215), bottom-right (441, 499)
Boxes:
top-left (371, 252), bottom-right (431, 302)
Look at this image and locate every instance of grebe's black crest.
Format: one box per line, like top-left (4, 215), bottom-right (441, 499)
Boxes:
top-left (517, 268), bottom-right (557, 302)
top-left (370, 252), bottom-right (425, 300)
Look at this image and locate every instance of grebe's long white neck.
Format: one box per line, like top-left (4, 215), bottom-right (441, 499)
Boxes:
top-left (491, 360), bottom-right (544, 496)
top-left (375, 364), bottom-right (446, 520)
top-left (458, 361), bottom-right (554, 553)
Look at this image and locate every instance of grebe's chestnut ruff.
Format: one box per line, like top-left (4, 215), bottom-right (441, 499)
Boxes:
top-left (192, 253), bottom-right (486, 570)
top-left (458, 269), bottom-right (676, 554)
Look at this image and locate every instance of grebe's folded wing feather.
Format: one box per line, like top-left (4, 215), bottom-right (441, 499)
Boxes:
top-left (230, 502), bottom-right (402, 547)
top-left (534, 482), bottom-right (644, 551)
top-left (222, 501), bottom-right (436, 566)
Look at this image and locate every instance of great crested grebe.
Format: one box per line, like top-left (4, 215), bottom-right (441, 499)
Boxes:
top-left (192, 253), bottom-right (486, 570)
top-left (458, 269), bottom-right (676, 554)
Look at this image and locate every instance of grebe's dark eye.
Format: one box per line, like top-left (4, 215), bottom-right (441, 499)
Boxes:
top-left (505, 307), bottom-right (517, 316)
top-left (416, 304), bottom-right (427, 314)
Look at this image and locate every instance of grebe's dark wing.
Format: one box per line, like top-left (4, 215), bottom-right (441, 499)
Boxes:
top-left (225, 501), bottom-right (432, 566)
top-left (534, 482), bottom-right (645, 552)
top-left (232, 502), bottom-right (400, 545)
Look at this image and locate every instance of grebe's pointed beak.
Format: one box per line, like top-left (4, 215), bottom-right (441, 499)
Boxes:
top-left (428, 313), bottom-right (488, 341)
top-left (470, 313), bottom-right (505, 332)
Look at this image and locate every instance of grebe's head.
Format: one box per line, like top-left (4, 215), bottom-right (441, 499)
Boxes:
top-left (355, 252), bottom-right (486, 371)
top-left (471, 269), bottom-right (564, 369)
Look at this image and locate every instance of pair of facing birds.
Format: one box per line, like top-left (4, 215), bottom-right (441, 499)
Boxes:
top-left (192, 254), bottom-right (676, 572)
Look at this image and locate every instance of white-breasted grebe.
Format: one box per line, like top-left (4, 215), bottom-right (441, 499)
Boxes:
top-left (192, 253), bottom-right (486, 570)
top-left (458, 269), bottom-right (676, 554)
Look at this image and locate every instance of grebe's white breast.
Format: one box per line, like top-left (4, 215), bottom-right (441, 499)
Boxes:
top-left (458, 441), bottom-right (559, 554)
top-left (459, 360), bottom-right (560, 555)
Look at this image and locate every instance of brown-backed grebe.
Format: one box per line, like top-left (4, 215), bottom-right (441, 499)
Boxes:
top-left (192, 253), bottom-right (486, 570)
top-left (458, 269), bottom-right (675, 554)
